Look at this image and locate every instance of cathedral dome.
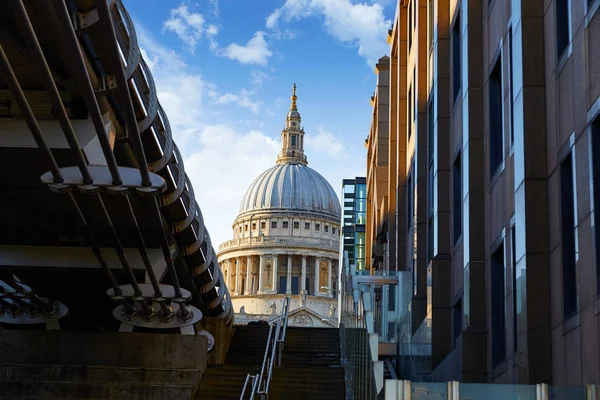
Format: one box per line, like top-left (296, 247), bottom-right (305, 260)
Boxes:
top-left (238, 163), bottom-right (341, 218)
top-left (237, 84), bottom-right (340, 220)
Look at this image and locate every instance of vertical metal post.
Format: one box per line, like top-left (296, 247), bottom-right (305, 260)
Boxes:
top-left (536, 383), bottom-right (549, 400)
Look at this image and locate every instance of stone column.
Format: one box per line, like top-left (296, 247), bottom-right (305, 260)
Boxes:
top-left (301, 255), bottom-right (307, 292)
top-left (314, 257), bottom-right (320, 295)
top-left (327, 258), bottom-right (333, 298)
top-left (272, 254), bottom-right (279, 293)
top-left (286, 255), bottom-right (292, 294)
top-left (245, 255), bottom-right (252, 294)
top-left (225, 259), bottom-right (230, 289)
top-left (258, 255), bottom-right (265, 293)
top-left (235, 257), bottom-right (241, 295)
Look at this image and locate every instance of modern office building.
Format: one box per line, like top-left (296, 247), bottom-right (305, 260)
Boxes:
top-left (365, 0), bottom-right (600, 386)
top-left (341, 177), bottom-right (367, 274)
top-left (217, 85), bottom-right (341, 328)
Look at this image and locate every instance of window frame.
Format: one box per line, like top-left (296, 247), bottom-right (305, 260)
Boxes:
top-left (489, 52), bottom-right (504, 178)
top-left (452, 11), bottom-right (461, 102)
top-left (491, 237), bottom-right (506, 368)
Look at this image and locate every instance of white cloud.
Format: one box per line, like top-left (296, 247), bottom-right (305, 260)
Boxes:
top-left (162, 4), bottom-right (218, 54)
top-left (208, 0), bottom-right (220, 16)
top-left (306, 127), bottom-right (345, 158)
top-left (266, 0), bottom-right (391, 65)
top-left (250, 70), bottom-right (271, 87)
top-left (222, 31), bottom-right (272, 66)
top-left (210, 89), bottom-right (262, 114)
top-left (137, 26), bottom-right (276, 245)
top-left (185, 126), bottom-right (280, 243)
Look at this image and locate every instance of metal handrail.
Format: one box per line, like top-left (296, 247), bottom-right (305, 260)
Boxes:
top-left (277, 297), bottom-right (291, 366)
top-left (257, 323), bottom-right (274, 387)
top-left (240, 374), bottom-right (257, 400)
top-left (242, 296), bottom-right (291, 399)
top-left (264, 296), bottom-right (290, 395)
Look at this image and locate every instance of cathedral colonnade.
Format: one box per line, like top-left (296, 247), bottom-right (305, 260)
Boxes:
top-left (220, 252), bottom-right (336, 298)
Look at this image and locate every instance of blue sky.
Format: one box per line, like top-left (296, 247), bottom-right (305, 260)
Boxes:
top-left (123, 0), bottom-right (395, 245)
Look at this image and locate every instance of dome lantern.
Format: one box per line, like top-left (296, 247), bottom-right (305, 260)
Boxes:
top-left (277, 83), bottom-right (307, 166)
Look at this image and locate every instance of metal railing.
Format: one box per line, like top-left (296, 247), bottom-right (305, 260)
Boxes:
top-left (240, 296), bottom-right (291, 400)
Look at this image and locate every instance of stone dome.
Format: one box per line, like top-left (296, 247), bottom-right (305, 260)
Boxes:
top-left (238, 163), bottom-right (341, 219)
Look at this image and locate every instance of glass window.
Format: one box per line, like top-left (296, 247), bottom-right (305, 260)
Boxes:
top-left (489, 56), bottom-right (503, 176)
top-left (291, 135), bottom-right (297, 146)
top-left (261, 221), bottom-right (266, 229)
top-left (283, 221), bottom-right (289, 229)
top-left (356, 184), bottom-right (366, 199)
top-left (453, 299), bottom-right (462, 346)
top-left (453, 13), bottom-right (461, 101)
top-left (325, 225), bottom-right (329, 233)
top-left (408, 87), bottom-right (413, 139)
top-left (453, 153), bottom-right (462, 243)
top-left (428, 98), bottom-right (435, 162)
top-left (316, 223), bottom-right (320, 231)
top-left (511, 224), bottom-right (518, 353)
top-left (407, 171), bottom-right (414, 231)
top-left (556, 0), bottom-right (570, 59)
top-left (409, 0), bottom-right (413, 49)
top-left (333, 227), bottom-right (336, 235)
top-left (305, 222), bottom-right (310, 229)
top-left (252, 223), bottom-right (256, 230)
top-left (428, 218), bottom-right (434, 262)
top-left (592, 116), bottom-right (600, 293)
top-left (561, 152), bottom-right (577, 320)
top-left (428, 0), bottom-right (434, 51)
top-left (508, 28), bottom-right (514, 147)
top-left (271, 221), bottom-right (277, 229)
top-left (245, 224), bottom-right (248, 232)
top-left (491, 242), bottom-right (506, 367)
top-left (293, 221), bottom-right (299, 229)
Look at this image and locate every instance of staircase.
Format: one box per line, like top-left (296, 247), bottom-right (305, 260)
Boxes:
top-left (270, 327), bottom-right (345, 400)
top-left (198, 326), bottom-right (345, 400)
top-left (197, 325), bottom-right (270, 399)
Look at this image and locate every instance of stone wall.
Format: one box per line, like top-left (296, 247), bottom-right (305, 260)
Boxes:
top-left (0, 330), bottom-right (209, 400)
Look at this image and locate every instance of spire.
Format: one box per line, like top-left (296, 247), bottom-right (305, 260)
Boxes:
top-left (290, 83), bottom-right (297, 110)
top-left (276, 83), bottom-right (308, 166)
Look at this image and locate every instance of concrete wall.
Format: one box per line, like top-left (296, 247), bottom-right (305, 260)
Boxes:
top-left (0, 330), bottom-right (209, 400)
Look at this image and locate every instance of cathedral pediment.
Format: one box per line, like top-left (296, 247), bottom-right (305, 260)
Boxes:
top-left (272, 306), bottom-right (336, 328)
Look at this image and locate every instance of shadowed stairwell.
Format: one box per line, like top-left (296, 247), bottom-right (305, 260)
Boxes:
top-left (198, 326), bottom-right (345, 400)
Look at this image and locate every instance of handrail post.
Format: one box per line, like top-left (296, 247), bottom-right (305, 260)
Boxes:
top-left (247, 296), bottom-right (292, 399)
top-left (240, 374), bottom-right (251, 400)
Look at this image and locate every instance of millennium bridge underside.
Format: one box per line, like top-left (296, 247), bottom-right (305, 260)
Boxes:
top-left (0, 0), bottom-right (233, 334)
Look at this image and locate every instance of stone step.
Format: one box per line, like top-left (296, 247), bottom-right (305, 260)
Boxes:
top-left (0, 380), bottom-right (195, 400)
top-left (197, 364), bottom-right (258, 400)
top-left (0, 364), bottom-right (200, 387)
top-left (269, 366), bottom-right (345, 400)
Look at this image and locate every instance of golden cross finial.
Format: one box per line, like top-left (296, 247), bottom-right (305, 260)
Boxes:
top-left (290, 83), bottom-right (297, 110)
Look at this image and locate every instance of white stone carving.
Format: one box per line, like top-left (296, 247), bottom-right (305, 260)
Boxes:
top-left (293, 313), bottom-right (313, 326)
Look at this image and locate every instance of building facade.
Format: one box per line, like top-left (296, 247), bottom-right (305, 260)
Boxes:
top-left (341, 177), bottom-right (367, 274)
top-left (366, 0), bottom-right (600, 386)
top-left (217, 85), bottom-right (341, 328)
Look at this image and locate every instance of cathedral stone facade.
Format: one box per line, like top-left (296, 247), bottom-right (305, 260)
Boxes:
top-left (217, 85), bottom-right (341, 327)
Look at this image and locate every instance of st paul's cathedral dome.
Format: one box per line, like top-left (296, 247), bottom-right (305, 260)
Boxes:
top-left (217, 84), bottom-right (341, 328)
